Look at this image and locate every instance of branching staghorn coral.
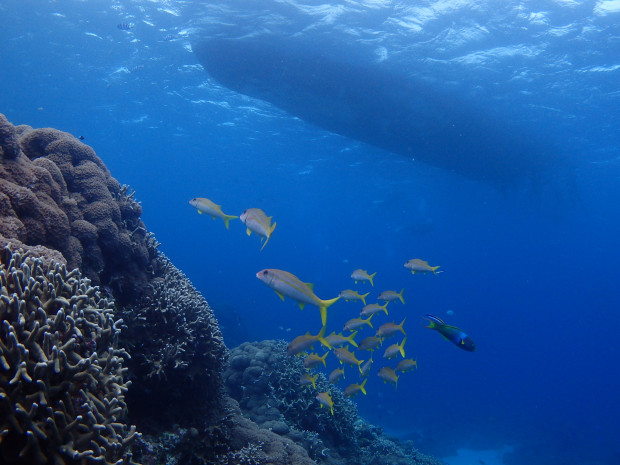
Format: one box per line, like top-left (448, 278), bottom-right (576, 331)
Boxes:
top-left (0, 246), bottom-right (138, 464)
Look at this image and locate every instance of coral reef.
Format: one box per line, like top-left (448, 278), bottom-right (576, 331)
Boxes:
top-left (132, 396), bottom-right (315, 465)
top-left (0, 246), bottom-right (137, 464)
top-left (115, 252), bottom-right (228, 429)
top-left (0, 113), bottom-right (156, 304)
top-left (1, 115), bottom-right (443, 465)
top-left (224, 340), bottom-right (443, 465)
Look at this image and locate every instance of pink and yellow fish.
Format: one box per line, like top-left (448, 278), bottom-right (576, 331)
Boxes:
top-left (287, 327), bottom-right (332, 356)
top-left (328, 367), bottom-right (345, 384)
top-left (304, 352), bottom-right (328, 369)
top-left (378, 288), bottom-right (405, 304)
top-left (256, 268), bottom-right (340, 327)
top-left (360, 302), bottom-right (389, 317)
top-left (404, 258), bottom-right (440, 275)
top-left (338, 289), bottom-right (370, 305)
top-left (358, 336), bottom-right (382, 352)
top-left (375, 318), bottom-right (406, 339)
top-left (299, 372), bottom-right (319, 388)
top-left (325, 331), bottom-right (358, 348)
top-left (383, 337), bottom-right (407, 360)
top-left (189, 197), bottom-right (238, 229)
top-left (395, 358), bottom-right (418, 373)
top-left (378, 366), bottom-right (399, 389)
top-left (351, 269), bottom-right (377, 286)
top-left (316, 391), bottom-right (334, 415)
top-left (333, 346), bottom-right (365, 373)
top-left (240, 208), bottom-right (276, 251)
top-left (343, 378), bottom-right (367, 397)
top-left (343, 314), bottom-right (374, 332)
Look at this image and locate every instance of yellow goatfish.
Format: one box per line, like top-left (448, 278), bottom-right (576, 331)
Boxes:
top-left (338, 289), bottom-right (370, 305)
top-left (304, 352), bottom-right (329, 369)
top-left (404, 258), bottom-right (441, 275)
top-left (240, 208), bottom-right (276, 251)
top-left (189, 197), bottom-right (238, 229)
top-left (375, 318), bottom-right (407, 339)
top-left (395, 358), bottom-right (418, 373)
top-left (378, 288), bottom-right (405, 304)
top-left (333, 346), bottom-right (365, 373)
top-left (287, 327), bottom-right (332, 355)
top-left (383, 337), bottom-right (407, 360)
top-left (299, 372), bottom-right (319, 389)
top-left (351, 269), bottom-right (377, 286)
top-left (328, 367), bottom-right (345, 384)
top-left (325, 331), bottom-right (358, 348)
top-left (378, 366), bottom-right (399, 389)
top-left (256, 268), bottom-right (339, 327)
top-left (343, 379), bottom-right (367, 398)
top-left (316, 391), bottom-right (334, 415)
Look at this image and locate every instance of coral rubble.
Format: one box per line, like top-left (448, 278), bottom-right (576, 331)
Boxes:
top-left (0, 246), bottom-right (137, 464)
top-left (0, 113), bottom-right (155, 304)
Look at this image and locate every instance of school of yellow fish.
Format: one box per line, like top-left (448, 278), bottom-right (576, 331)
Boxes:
top-left (190, 196), bottom-right (441, 417)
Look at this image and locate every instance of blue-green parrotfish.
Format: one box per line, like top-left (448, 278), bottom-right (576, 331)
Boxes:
top-left (423, 314), bottom-right (476, 351)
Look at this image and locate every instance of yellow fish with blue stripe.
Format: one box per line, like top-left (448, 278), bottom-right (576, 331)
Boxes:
top-left (256, 268), bottom-right (339, 327)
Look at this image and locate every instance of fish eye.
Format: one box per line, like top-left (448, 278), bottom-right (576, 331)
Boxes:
top-left (262, 270), bottom-right (269, 275)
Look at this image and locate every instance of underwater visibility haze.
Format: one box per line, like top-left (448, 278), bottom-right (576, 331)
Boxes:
top-left (2, 0), bottom-right (620, 464)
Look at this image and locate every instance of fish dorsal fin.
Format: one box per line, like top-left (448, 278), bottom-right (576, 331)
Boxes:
top-left (306, 282), bottom-right (314, 291)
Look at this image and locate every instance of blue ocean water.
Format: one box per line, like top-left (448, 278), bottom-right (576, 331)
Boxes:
top-left (1, 1), bottom-right (620, 464)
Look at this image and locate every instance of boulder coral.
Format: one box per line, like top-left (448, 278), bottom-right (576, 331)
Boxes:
top-left (0, 246), bottom-right (137, 464)
top-left (0, 114), bottom-right (155, 305)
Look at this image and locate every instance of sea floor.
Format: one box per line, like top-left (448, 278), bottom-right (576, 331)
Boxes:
top-left (442, 445), bottom-right (515, 465)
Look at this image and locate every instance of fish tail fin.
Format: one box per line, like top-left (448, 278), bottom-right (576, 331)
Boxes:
top-left (311, 374), bottom-right (317, 389)
top-left (369, 272), bottom-right (377, 286)
top-left (361, 292), bottom-right (370, 306)
top-left (320, 352), bottom-right (328, 367)
top-left (349, 331), bottom-right (359, 348)
top-left (358, 359), bottom-right (365, 374)
top-left (382, 304), bottom-right (389, 315)
top-left (318, 326), bottom-right (332, 350)
top-left (259, 222), bottom-right (276, 251)
top-left (431, 266), bottom-right (441, 274)
top-left (423, 314), bottom-right (444, 329)
top-left (367, 314), bottom-right (374, 329)
top-left (399, 288), bottom-right (405, 304)
top-left (400, 318), bottom-right (407, 335)
top-left (319, 296), bottom-right (340, 328)
top-left (360, 378), bottom-right (367, 395)
top-left (399, 337), bottom-right (407, 358)
top-left (223, 215), bottom-right (238, 229)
